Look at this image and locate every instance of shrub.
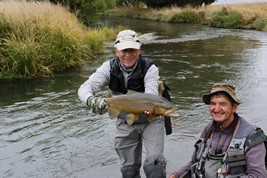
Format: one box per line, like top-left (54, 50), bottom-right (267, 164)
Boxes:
top-left (0, 1), bottom-right (113, 79)
top-left (169, 9), bottom-right (201, 23)
top-left (256, 19), bottom-right (266, 31)
top-left (209, 8), bottom-right (243, 29)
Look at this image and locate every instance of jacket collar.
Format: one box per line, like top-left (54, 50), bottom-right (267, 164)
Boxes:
top-left (211, 113), bottom-right (239, 134)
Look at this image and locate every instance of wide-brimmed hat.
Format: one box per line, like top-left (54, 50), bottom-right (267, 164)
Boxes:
top-left (202, 83), bottom-right (241, 105)
top-left (114, 30), bottom-right (141, 50)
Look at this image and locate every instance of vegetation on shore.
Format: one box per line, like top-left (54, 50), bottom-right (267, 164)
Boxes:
top-left (107, 2), bottom-right (267, 32)
top-left (0, 1), bottom-right (119, 79)
top-left (1, 1), bottom-right (266, 79)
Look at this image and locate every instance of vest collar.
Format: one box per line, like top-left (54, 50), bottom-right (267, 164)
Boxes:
top-left (118, 57), bottom-right (139, 74)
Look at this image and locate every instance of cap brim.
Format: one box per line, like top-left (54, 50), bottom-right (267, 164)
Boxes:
top-left (116, 41), bottom-right (141, 50)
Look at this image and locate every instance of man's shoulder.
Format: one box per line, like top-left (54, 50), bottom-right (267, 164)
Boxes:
top-left (238, 117), bottom-right (256, 133)
top-left (138, 55), bottom-right (154, 65)
top-left (199, 121), bottom-right (213, 138)
top-left (99, 60), bottom-right (112, 69)
top-left (244, 127), bottom-right (267, 152)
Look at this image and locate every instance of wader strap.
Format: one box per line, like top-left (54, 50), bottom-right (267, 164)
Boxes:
top-left (159, 81), bottom-right (172, 135)
top-left (194, 134), bottom-right (213, 177)
top-left (244, 128), bottom-right (267, 152)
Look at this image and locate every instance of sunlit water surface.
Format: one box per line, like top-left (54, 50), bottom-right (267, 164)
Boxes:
top-left (1, 17), bottom-right (267, 177)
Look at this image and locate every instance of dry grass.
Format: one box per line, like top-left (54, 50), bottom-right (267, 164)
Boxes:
top-left (0, 1), bottom-right (78, 23)
top-left (204, 2), bottom-right (267, 20)
top-left (107, 2), bottom-right (267, 31)
top-left (0, 1), bottom-right (119, 79)
top-left (146, 7), bottom-right (184, 22)
top-left (0, 0), bottom-right (84, 35)
top-left (108, 7), bottom-right (184, 22)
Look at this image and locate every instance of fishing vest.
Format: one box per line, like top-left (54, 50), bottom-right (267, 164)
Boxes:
top-left (109, 55), bottom-right (154, 94)
top-left (192, 117), bottom-right (266, 178)
top-left (109, 56), bottom-right (154, 123)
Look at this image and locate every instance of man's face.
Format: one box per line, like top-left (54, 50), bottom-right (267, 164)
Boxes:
top-left (115, 48), bottom-right (141, 68)
top-left (209, 95), bottom-right (238, 129)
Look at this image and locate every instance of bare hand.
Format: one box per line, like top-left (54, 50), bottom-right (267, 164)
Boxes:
top-left (144, 110), bottom-right (150, 114)
top-left (143, 111), bottom-right (164, 118)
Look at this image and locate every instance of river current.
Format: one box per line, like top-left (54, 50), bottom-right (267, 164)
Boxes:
top-left (1, 17), bottom-right (267, 177)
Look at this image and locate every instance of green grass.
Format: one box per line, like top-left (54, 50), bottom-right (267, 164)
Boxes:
top-left (209, 8), bottom-right (243, 28)
top-left (169, 9), bottom-right (202, 23)
top-left (0, 1), bottom-right (118, 79)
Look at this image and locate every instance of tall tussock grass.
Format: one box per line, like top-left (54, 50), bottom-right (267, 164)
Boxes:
top-left (169, 9), bottom-right (202, 23)
top-left (0, 1), bottom-right (116, 79)
top-left (209, 8), bottom-right (243, 28)
top-left (107, 2), bottom-right (267, 31)
top-left (205, 3), bottom-right (267, 30)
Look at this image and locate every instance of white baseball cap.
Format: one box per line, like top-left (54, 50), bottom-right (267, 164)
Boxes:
top-left (114, 30), bottom-right (141, 50)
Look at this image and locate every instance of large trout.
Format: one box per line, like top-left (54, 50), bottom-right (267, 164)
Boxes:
top-left (105, 92), bottom-right (178, 125)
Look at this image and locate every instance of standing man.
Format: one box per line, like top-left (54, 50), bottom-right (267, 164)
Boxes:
top-left (169, 83), bottom-right (267, 178)
top-left (78, 29), bottom-right (166, 178)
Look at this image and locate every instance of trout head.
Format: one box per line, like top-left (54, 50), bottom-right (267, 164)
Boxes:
top-left (154, 105), bottom-right (179, 117)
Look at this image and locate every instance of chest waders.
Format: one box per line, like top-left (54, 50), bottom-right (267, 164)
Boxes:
top-left (110, 57), bottom-right (167, 178)
top-left (188, 120), bottom-right (249, 178)
top-left (216, 127), bottom-right (267, 177)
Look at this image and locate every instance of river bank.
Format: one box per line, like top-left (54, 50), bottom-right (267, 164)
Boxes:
top-left (2, 16), bottom-right (267, 177)
top-left (106, 2), bottom-right (267, 32)
top-left (0, 1), bottom-right (119, 80)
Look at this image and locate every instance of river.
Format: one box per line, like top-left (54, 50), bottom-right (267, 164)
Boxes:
top-left (0, 17), bottom-right (267, 177)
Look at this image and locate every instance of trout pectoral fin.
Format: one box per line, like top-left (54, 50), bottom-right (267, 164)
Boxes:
top-left (126, 90), bottom-right (138, 95)
top-left (126, 114), bottom-right (138, 125)
top-left (108, 108), bottom-right (120, 119)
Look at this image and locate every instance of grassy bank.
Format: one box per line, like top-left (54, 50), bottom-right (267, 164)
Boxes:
top-left (0, 1), bottom-right (118, 79)
top-left (107, 2), bottom-right (267, 32)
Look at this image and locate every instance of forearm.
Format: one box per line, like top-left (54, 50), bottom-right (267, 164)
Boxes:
top-left (241, 142), bottom-right (267, 178)
top-left (173, 160), bottom-right (196, 177)
top-left (144, 64), bottom-right (160, 95)
top-left (78, 61), bottom-right (110, 104)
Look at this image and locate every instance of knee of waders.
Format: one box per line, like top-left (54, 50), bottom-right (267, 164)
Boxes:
top-left (143, 155), bottom-right (166, 178)
top-left (121, 166), bottom-right (141, 178)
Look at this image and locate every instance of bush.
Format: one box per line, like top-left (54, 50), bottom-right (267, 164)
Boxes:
top-left (169, 9), bottom-right (202, 23)
top-left (209, 8), bottom-right (243, 29)
top-left (0, 1), bottom-right (112, 79)
top-left (58, 0), bottom-right (116, 25)
top-left (255, 19), bottom-right (266, 31)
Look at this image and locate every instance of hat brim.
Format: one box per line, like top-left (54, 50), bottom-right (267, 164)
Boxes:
top-left (202, 94), bottom-right (213, 104)
top-left (116, 41), bottom-right (141, 50)
top-left (202, 90), bottom-right (241, 105)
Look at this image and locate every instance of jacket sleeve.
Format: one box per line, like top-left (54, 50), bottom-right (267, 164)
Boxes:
top-left (78, 61), bottom-right (110, 104)
top-left (173, 125), bottom-right (211, 177)
top-left (241, 142), bottom-right (267, 178)
top-left (144, 64), bottom-right (160, 95)
top-left (173, 151), bottom-right (197, 177)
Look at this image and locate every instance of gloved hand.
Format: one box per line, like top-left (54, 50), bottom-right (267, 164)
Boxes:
top-left (87, 96), bottom-right (108, 114)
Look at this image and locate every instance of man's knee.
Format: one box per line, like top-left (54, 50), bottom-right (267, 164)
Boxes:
top-left (143, 154), bottom-right (166, 178)
top-left (121, 165), bottom-right (141, 178)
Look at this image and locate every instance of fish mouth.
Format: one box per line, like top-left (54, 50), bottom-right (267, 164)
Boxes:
top-left (165, 110), bottom-right (179, 117)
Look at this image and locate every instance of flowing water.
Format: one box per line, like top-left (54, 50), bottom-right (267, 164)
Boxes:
top-left (1, 17), bottom-right (267, 177)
